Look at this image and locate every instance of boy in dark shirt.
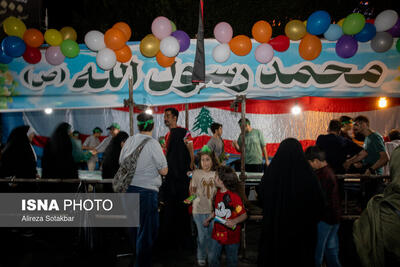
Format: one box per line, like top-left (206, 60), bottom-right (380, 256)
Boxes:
top-left (305, 146), bottom-right (342, 267)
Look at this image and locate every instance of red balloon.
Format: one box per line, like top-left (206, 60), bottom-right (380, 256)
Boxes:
top-left (269, 35), bottom-right (290, 52)
top-left (23, 46), bottom-right (41, 64)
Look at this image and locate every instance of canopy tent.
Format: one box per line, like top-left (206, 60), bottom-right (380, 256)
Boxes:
top-left (1, 39), bottom-right (400, 160)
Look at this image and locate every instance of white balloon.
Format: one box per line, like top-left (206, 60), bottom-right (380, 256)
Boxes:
top-left (84, 30), bottom-right (106, 51)
top-left (375, 9), bottom-right (399, 32)
top-left (212, 43), bottom-right (230, 63)
top-left (96, 48), bottom-right (116, 70)
top-left (160, 36), bottom-right (180, 57)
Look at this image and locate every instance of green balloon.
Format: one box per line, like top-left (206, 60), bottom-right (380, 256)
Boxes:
top-left (342, 13), bottom-right (365, 35)
top-left (60, 39), bottom-right (80, 58)
top-left (170, 20), bottom-right (177, 32)
top-left (397, 38), bottom-right (400, 53)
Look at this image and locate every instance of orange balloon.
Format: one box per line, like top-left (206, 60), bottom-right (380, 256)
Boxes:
top-left (299, 34), bottom-right (322, 61)
top-left (113, 22), bottom-right (131, 41)
top-left (115, 45), bottom-right (132, 63)
top-left (156, 51), bottom-right (175, 68)
top-left (104, 28), bottom-right (126, 50)
top-left (23, 28), bottom-right (44, 48)
top-left (229, 35), bottom-right (252, 56)
top-left (252, 20), bottom-right (272, 43)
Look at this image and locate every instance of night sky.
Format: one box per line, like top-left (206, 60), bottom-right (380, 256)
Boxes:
top-left (43, 0), bottom-right (400, 43)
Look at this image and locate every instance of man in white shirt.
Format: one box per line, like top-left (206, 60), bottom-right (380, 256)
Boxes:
top-left (82, 127), bottom-right (102, 171)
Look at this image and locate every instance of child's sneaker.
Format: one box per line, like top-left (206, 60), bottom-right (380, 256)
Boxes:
top-left (197, 259), bottom-right (206, 266)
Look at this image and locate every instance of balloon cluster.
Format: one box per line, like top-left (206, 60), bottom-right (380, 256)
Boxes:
top-left (85, 22), bottom-right (132, 70)
top-left (0, 16), bottom-right (79, 65)
top-left (139, 16), bottom-right (190, 68)
top-left (212, 21), bottom-right (289, 64)
top-left (285, 9), bottom-right (400, 60)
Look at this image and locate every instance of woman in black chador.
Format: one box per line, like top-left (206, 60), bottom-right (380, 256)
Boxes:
top-left (0, 126), bottom-right (38, 183)
top-left (42, 122), bottom-right (78, 180)
top-left (258, 138), bottom-right (324, 267)
top-left (101, 131), bottom-right (129, 179)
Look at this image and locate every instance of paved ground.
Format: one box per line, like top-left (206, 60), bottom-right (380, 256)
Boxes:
top-left (0, 218), bottom-right (362, 267)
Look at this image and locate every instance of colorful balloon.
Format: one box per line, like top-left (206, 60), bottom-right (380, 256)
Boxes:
top-left (212, 43), bottom-right (230, 63)
top-left (387, 18), bottom-right (400, 37)
top-left (45, 46), bottom-right (65, 65)
top-left (255, 43), bottom-right (274, 64)
top-left (151, 16), bottom-right (172, 40)
top-left (139, 34), bottom-right (160, 58)
top-left (268, 35), bottom-right (290, 52)
top-left (96, 48), bottom-right (116, 70)
top-left (171, 30), bottom-right (190, 52)
top-left (306, 10), bottom-right (331, 35)
top-left (60, 26), bottom-right (77, 41)
top-left (160, 36), bottom-right (180, 57)
top-left (342, 13), bottom-right (365, 35)
top-left (354, 23), bottom-right (376, 42)
top-left (0, 47), bottom-right (13, 64)
top-left (375, 10), bottom-right (398, 32)
top-left (23, 46), bottom-right (42, 64)
top-left (23, 29), bottom-right (44, 48)
top-left (113, 22), bottom-right (132, 41)
top-left (84, 30), bottom-right (105, 51)
top-left (156, 51), bottom-right (175, 68)
top-left (115, 45), bottom-right (132, 63)
top-left (170, 20), bottom-right (177, 32)
top-left (229, 35), bottom-right (252, 56)
top-left (299, 34), bottom-right (321, 61)
top-left (214, 22), bottom-right (233, 44)
top-left (370, 32), bottom-right (394, 53)
top-left (252, 20), bottom-right (272, 43)
top-left (2, 36), bottom-right (26, 57)
top-left (396, 38), bottom-right (400, 53)
top-left (60, 39), bottom-right (80, 58)
top-left (336, 35), bottom-right (358, 58)
top-left (285, 20), bottom-right (307, 41)
top-left (3, 16), bottom-right (26, 38)
top-left (337, 18), bottom-right (345, 27)
top-left (44, 29), bottom-right (63, 46)
top-left (104, 28), bottom-right (126, 50)
top-left (323, 24), bottom-right (343, 41)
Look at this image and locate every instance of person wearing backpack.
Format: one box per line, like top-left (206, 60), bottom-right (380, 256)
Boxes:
top-left (118, 112), bottom-right (168, 267)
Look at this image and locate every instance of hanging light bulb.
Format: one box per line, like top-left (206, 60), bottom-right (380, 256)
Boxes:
top-left (44, 108), bottom-right (53, 114)
top-left (291, 104), bottom-right (302, 115)
top-left (145, 107), bottom-right (153, 115)
top-left (378, 97), bottom-right (387, 108)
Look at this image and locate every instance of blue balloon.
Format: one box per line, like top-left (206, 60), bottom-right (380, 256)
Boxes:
top-left (1, 36), bottom-right (26, 58)
top-left (354, 23), bottom-right (376, 42)
top-left (0, 47), bottom-right (13, 64)
top-left (307, 10), bottom-right (331, 35)
top-left (324, 24), bottom-right (343, 41)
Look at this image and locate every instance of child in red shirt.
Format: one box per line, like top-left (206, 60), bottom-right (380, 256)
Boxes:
top-left (204, 166), bottom-right (247, 267)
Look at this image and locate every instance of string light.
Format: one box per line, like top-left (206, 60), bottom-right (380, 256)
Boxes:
top-left (378, 97), bottom-right (387, 108)
top-left (44, 108), bottom-right (53, 114)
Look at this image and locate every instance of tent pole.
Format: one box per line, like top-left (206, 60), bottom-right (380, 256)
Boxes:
top-left (239, 95), bottom-right (249, 205)
top-left (185, 103), bottom-right (189, 129)
top-left (128, 76), bottom-right (134, 136)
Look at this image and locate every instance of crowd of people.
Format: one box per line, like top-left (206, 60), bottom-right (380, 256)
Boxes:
top-left (0, 109), bottom-right (399, 267)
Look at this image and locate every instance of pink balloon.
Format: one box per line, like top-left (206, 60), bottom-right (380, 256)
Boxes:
top-left (45, 46), bottom-right (65, 65)
top-left (255, 43), bottom-right (274, 64)
top-left (214, 22), bottom-right (233, 43)
top-left (151, 16), bottom-right (172, 40)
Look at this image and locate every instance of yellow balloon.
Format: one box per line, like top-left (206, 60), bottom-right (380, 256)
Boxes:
top-left (140, 34), bottom-right (160, 58)
top-left (285, 20), bottom-right (307, 41)
top-left (3, 16), bottom-right (26, 38)
top-left (303, 20), bottom-right (307, 27)
top-left (44, 29), bottom-right (63, 46)
top-left (337, 18), bottom-right (345, 27)
top-left (60, 26), bottom-right (77, 41)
